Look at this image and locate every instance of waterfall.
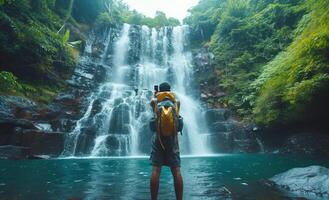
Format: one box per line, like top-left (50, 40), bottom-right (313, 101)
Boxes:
top-left (62, 24), bottom-right (212, 157)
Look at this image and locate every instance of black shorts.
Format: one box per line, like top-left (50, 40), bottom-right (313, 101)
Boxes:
top-left (150, 134), bottom-right (181, 168)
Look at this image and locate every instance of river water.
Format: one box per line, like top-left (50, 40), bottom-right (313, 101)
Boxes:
top-left (1, 154), bottom-right (328, 199)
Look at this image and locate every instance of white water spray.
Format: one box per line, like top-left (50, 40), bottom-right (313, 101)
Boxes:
top-left (63, 24), bottom-right (212, 157)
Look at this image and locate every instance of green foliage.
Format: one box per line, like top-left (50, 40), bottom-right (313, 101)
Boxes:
top-left (95, 12), bottom-right (118, 27)
top-left (253, 0), bottom-right (329, 126)
top-left (187, 0), bottom-right (311, 124)
top-left (91, 1), bottom-right (181, 28)
top-left (72, 0), bottom-right (107, 24)
top-left (0, 0), bottom-right (76, 104)
top-left (55, 0), bottom-right (74, 20)
top-left (184, 0), bottom-right (224, 44)
top-left (62, 29), bottom-right (70, 45)
top-left (122, 9), bottom-right (180, 27)
top-left (0, 71), bottom-right (22, 93)
top-left (0, 71), bottom-right (61, 103)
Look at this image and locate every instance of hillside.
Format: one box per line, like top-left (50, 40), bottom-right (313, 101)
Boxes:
top-left (185, 0), bottom-right (329, 129)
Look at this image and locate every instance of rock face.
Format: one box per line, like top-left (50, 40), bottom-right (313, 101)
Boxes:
top-left (278, 133), bottom-right (329, 156)
top-left (0, 94), bottom-right (70, 159)
top-left (0, 26), bottom-right (125, 159)
top-left (0, 145), bottom-right (31, 159)
top-left (192, 48), bottom-right (226, 108)
top-left (204, 108), bottom-right (261, 153)
top-left (270, 165), bottom-right (329, 199)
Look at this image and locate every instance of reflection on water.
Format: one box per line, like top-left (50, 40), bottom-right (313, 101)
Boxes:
top-left (0, 154), bottom-right (328, 200)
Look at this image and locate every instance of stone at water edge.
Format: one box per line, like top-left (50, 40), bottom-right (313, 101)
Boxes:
top-left (270, 165), bottom-right (329, 198)
top-left (0, 145), bottom-right (31, 159)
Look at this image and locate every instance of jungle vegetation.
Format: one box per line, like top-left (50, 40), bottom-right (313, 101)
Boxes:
top-left (1, 0), bottom-right (328, 129)
top-left (0, 0), bottom-right (179, 103)
top-left (185, 0), bottom-right (329, 128)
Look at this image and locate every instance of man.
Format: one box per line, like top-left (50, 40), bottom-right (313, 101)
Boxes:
top-left (149, 82), bottom-right (183, 200)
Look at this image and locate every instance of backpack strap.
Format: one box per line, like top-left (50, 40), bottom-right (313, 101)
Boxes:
top-left (157, 106), bottom-right (166, 151)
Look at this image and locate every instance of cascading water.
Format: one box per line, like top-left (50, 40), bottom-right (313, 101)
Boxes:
top-left (62, 24), bottom-right (212, 157)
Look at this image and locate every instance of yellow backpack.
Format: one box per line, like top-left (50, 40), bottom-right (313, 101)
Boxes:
top-left (153, 92), bottom-right (180, 136)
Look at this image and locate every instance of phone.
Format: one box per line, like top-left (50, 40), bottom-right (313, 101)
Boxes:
top-left (154, 85), bottom-right (159, 93)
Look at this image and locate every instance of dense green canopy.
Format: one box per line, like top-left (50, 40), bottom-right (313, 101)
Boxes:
top-left (185, 0), bottom-right (329, 127)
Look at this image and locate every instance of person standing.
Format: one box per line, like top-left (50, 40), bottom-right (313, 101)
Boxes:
top-left (149, 82), bottom-right (183, 200)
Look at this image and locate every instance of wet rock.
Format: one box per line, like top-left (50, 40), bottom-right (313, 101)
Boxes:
top-left (192, 48), bottom-right (215, 73)
top-left (90, 99), bottom-right (103, 117)
top-left (208, 132), bottom-right (234, 152)
top-left (203, 186), bottom-right (232, 199)
top-left (92, 42), bottom-right (105, 58)
top-left (12, 129), bottom-right (64, 156)
top-left (14, 107), bottom-right (34, 120)
top-left (50, 118), bottom-right (77, 132)
top-left (208, 128), bottom-right (260, 153)
top-left (128, 25), bottom-right (142, 65)
top-left (103, 135), bottom-right (130, 156)
top-left (55, 92), bottom-right (83, 107)
top-left (28, 154), bottom-right (51, 160)
top-left (34, 107), bottom-right (60, 121)
top-left (138, 121), bottom-right (153, 154)
top-left (74, 133), bottom-right (95, 155)
top-left (204, 109), bottom-right (231, 123)
top-left (93, 64), bottom-right (108, 83)
top-left (35, 123), bottom-right (53, 131)
top-left (209, 121), bottom-right (232, 132)
top-left (270, 165), bottom-right (329, 199)
top-left (204, 108), bottom-right (261, 153)
top-left (201, 93), bottom-right (207, 98)
top-left (0, 95), bottom-right (36, 109)
top-left (0, 145), bottom-right (31, 159)
top-left (0, 117), bottom-right (65, 157)
top-left (0, 95), bottom-right (37, 119)
top-left (231, 123), bottom-right (261, 153)
top-left (105, 135), bottom-right (120, 150)
top-left (108, 103), bottom-right (130, 134)
top-left (0, 119), bottom-right (38, 145)
top-left (217, 187), bottom-right (232, 199)
top-left (278, 133), bottom-right (329, 156)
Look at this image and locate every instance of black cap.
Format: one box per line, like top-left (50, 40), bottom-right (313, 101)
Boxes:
top-left (159, 82), bottom-right (171, 92)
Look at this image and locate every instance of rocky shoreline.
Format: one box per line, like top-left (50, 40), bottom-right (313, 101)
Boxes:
top-left (0, 93), bottom-right (85, 159)
top-left (1, 93), bottom-right (329, 159)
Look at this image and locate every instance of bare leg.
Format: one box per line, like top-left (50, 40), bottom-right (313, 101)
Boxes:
top-left (171, 167), bottom-right (183, 200)
top-left (150, 166), bottom-right (162, 200)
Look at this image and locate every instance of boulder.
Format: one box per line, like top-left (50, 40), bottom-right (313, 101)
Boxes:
top-left (0, 95), bottom-right (37, 119)
top-left (270, 165), bottom-right (329, 199)
top-left (55, 92), bottom-right (83, 107)
top-left (12, 129), bottom-right (64, 156)
top-left (50, 118), bottom-right (77, 132)
top-left (204, 109), bottom-right (231, 124)
top-left (207, 120), bottom-right (261, 153)
top-left (128, 25), bottom-right (142, 65)
top-left (192, 48), bottom-right (215, 73)
top-left (74, 133), bottom-right (95, 155)
top-left (28, 154), bottom-right (51, 160)
top-left (207, 132), bottom-right (234, 153)
top-left (208, 121), bottom-right (232, 132)
top-left (0, 119), bottom-right (38, 145)
top-left (278, 133), bottom-right (329, 156)
top-left (0, 145), bottom-right (32, 159)
top-left (108, 103), bottom-right (130, 134)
